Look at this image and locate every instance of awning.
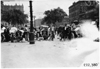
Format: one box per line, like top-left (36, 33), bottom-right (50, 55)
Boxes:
top-left (41, 25), bottom-right (49, 27)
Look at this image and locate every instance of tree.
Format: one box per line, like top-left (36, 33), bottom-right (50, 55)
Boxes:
top-left (1, 9), bottom-right (11, 23)
top-left (42, 7), bottom-right (67, 25)
top-left (1, 9), bottom-right (28, 25)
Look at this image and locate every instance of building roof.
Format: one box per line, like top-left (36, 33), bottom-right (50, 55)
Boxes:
top-left (1, 1), bottom-right (24, 13)
top-left (69, 1), bottom-right (81, 9)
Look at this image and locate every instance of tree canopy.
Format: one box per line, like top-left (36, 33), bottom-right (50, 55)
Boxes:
top-left (42, 7), bottom-right (67, 25)
top-left (1, 9), bottom-right (28, 25)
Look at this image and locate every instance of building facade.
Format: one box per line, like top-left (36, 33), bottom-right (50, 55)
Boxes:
top-left (69, 0), bottom-right (98, 24)
top-left (55, 16), bottom-right (69, 28)
top-left (1, 1), bottom-right (24, 27)
top-left (69, 1), bottom-right (81, 24)
top-left (1, 1), bottom-right (24, 13)
top-left (34, 19), bottom-right (42, 28)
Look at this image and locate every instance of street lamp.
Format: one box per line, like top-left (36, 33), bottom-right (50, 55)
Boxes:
top-left (29, 0), bottom-right (35, 44)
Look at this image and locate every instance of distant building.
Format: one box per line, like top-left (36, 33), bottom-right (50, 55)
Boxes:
top-left (69, 0), bottom-right (98, 24)
top-left (55, 16), bottom-right (69, 28)
top-left (1, 1), bottom-right (24, 27)
top-left (1, 1), bottom-right (24, 13)
top-left (69, 1), bottom-right (81, 24)
top-left (62, 16), bottom-right (69, 25)
top-left (34, 19), bottom-right (42, 28)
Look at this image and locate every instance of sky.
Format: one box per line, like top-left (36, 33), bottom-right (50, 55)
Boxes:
top-left (3, 0), bottom-right (79, 19)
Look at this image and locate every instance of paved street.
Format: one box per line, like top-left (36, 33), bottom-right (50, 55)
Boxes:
top-left (1, 36), bottom-right (99, 68)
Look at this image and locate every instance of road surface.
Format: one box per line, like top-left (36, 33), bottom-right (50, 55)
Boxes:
top-left (1, 36), bottom-right (99, 68)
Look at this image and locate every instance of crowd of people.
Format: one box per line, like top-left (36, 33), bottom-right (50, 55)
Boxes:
top-left (1, 20), bottom-right (99, 43)
top-left (56, 23), bottom-right (81, 41)
top-left (1, 24), bottom-right (56, 42)
top-left (1, 23), bottom-right (81, 43)
top-left (1, 24), bottom-right (28, 42)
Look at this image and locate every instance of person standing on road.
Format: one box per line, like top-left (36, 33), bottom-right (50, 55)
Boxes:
top-left (67, 25), bottom-right (72, 40)
top-left (71, 23), bottom-right (78, 38)
top-left (50, 25), bottom-right (55, 41)
top-left (1, 24), bottom-right (6, 42)
top-left (63, 24), bottom-right (68, 40)
top-left (4, 26), bottom-right (10, 42)
top-left (23, 25), bottom-right (29, 41)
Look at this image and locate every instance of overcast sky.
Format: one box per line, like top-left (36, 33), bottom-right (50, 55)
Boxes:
top-left (3, 0), bottom-right (79, 19)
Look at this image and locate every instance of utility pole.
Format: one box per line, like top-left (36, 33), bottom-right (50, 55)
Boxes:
top-left (29, 0), bottom-right (35, 44)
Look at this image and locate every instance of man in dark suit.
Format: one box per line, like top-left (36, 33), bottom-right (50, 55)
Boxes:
top-left (63, 24), bottom-right (68, 40)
